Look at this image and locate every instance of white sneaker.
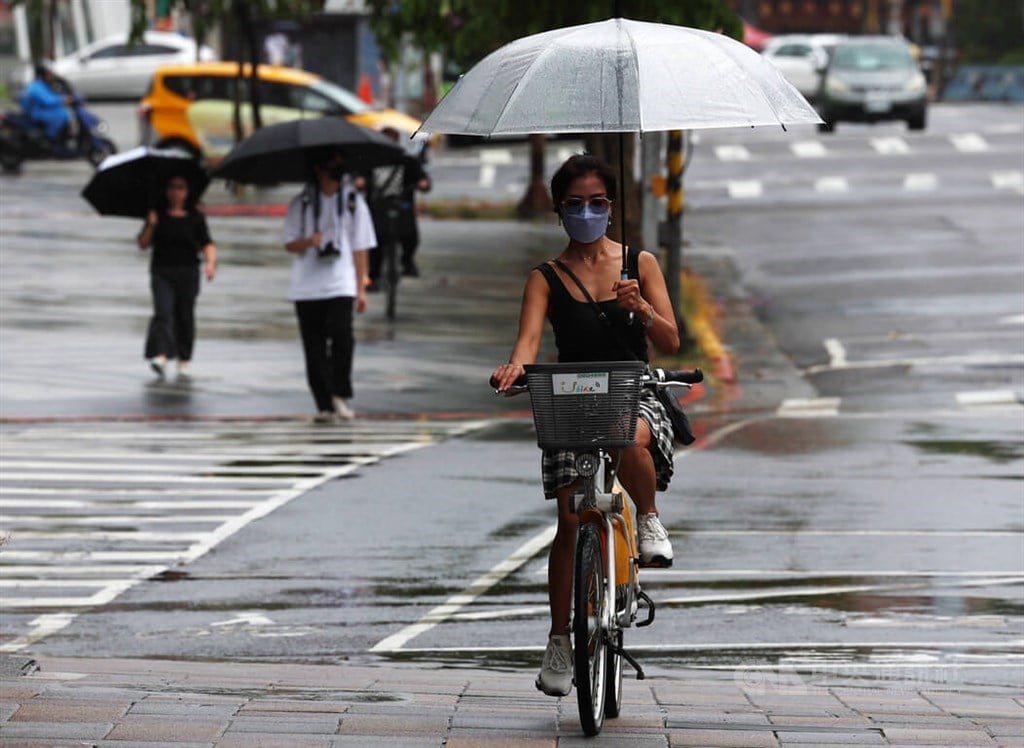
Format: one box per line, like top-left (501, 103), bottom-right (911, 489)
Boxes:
top-left (535, 634), bottom-right (573, 696)
top-left (332, 396), bottom-right (355, 420)
top-left (177, 361), bottom-right (191, 378)
top-left (637, 513), bottom-right (674, 567)
top-left (149, 356), bottom-right (166, 378)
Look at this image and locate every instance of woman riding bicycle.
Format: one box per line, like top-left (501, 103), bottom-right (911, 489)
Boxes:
top-left (490, 153), bottom-right (680, 697)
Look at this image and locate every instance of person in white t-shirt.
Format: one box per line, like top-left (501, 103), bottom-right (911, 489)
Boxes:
top-left (283, 147), bottom-right (376, 422)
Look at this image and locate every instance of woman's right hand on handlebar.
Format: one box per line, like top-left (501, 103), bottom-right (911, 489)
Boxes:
top-left (490, 362), bottom-right (526, 393)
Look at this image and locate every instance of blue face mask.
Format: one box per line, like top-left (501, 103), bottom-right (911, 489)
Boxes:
top-left (562, 203), bottom-right (610, 244)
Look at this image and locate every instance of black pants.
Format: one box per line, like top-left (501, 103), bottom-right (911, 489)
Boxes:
top-left (145, 265), bottom-right (200, 361)
top-left (294, 296), bottom-right (355, 412)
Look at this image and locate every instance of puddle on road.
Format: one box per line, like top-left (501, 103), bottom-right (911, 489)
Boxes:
top-left (718, 419), bottom-right (853, 455)
top-left (904, 439), bottom-right (1023, 464)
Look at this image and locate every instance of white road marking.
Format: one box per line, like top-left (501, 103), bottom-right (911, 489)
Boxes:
top-left (727, 180), bottom-right (762, 199)
top-left (815, 176), bottom-right (849, 193)
top-left (1000, 314), bottom-right (1024, 325)
top-left (370, 523), bottom-right (557, 653)
top-left (904, 172), bottom-right (937, 191)
top-left (950, 132), bottom-right (990, 152)
top-left (791, 140), bottom-right (827, 158)
top-left (956, 390), bottom-right (1021, 406)
top-left (478, 163), bottom-right (496, 188)
top-left (776, 398), bottom-right (841, 417)
top-left (678, 530), bottom-right (1021, 537)
top-left (0, 420), bottom-right (487, 650)
top-left (804, 352), bottom-right (1024, 375)
top-left (715, 144), bottom-right (751, 161)
top-left (0, 614), bottom-right (77, 653)
top-left (871, 136), bottom-right (910, 154)
top-left (824, 337), bottom-right (847, 367)
top-left (992, 170), bottom-right (1024, 193)
top-left (210, 612), bottom-right (274, 628)
top-left (479, 148), bottom-right (513, 165)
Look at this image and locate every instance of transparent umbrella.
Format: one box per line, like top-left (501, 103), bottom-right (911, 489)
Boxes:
top-left (418, 16), bottom-right (821, 275)
top-left (417, 17), bottom-right (821, 137)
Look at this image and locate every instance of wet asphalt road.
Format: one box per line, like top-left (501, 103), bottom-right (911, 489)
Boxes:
top-left (0, 103), bottom-right (1021, 689)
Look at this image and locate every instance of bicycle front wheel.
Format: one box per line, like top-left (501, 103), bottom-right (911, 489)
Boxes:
top-left (573, 523), bottom-right (607, 736)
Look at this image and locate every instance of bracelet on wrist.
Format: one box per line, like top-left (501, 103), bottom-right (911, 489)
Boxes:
top-left (644, 303), bottom-right (655, 329)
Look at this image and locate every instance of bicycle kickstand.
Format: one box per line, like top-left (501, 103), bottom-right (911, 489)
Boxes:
top-left (608, 637), bottom-right (646, 680)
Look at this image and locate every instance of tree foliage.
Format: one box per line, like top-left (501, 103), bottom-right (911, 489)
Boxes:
top-left (366, 0), bottom-right (741, 67)
top-left (953, 0), bottom-right (1024, 65)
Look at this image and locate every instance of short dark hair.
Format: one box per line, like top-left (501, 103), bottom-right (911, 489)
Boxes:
top-left (307, 146), bottom-right (346, 170)
top-left (550, 153), bottom-right (617, 214)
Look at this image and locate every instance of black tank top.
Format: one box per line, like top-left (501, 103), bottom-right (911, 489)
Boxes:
top-left (534, 246), bottom-right (648, 363)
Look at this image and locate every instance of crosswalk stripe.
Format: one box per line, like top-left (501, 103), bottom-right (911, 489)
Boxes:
top-left (815, 176), bottom-right (849, 193)
top-left (904, 173), bottom-right (937, 190)
top-left (727, 180), bottom-right (762, 199)
top-left (791, 140), bottom-right (828, 158)
top-left (871, 136), bottom-right (910, 154)
top-left (715, 144), bottom-right (751, 161)
top-left (950, 132), bottom-right (990, 152)
top-left (0, 418), bottom-right (488, 651)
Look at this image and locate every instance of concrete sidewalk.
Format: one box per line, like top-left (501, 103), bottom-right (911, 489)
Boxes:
top-left (3, 654), bottom-right (1022, 747)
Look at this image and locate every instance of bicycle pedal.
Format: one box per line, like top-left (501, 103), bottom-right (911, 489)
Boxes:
top-left (636, 589), bottom-right (656, 627)
top-left (638, 556), bottom-right (673, 569)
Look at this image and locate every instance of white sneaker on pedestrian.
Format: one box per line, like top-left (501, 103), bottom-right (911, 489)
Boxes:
top-left (313, 411), bottom-right (336, 424)
top-left (149, 356), bottom-right (166, 378)
top-left (332, 396), bottom-right (355, 420)
top-left (637, 513), bottom-right (674, 568)
top-left (535, 634), bottom-right (573, 696)
top-left (177, 361), bottom-right (191, 378)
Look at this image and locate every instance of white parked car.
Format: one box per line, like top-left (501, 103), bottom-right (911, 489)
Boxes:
top-left (8, 31), bottom-right (217, 101)
top-left (761, 34), bottom-right (846, 101)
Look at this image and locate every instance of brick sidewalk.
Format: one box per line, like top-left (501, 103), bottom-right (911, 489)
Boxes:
top-left (2, 656), bottom-right (1021, 746)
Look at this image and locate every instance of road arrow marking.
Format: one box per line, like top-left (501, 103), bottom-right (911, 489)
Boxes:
top-left (210, 612), bottom-right (274, 628)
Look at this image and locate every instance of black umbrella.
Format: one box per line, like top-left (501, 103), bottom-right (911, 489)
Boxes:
top-left (82, 146), bottom-right (209, 219)
top-left (211, 117), bottom-right (404, 185)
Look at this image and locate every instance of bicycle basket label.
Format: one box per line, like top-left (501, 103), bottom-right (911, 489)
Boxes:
top-left (552, 372), bottom-right (609, 395)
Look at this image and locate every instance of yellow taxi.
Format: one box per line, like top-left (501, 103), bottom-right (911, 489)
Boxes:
top-left (138, 62), bottom-right (430, 162)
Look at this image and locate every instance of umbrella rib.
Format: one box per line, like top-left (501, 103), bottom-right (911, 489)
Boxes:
top-left (620, 20), bottom-right (644, 134)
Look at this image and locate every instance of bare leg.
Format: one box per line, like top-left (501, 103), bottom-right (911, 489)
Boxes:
top-left (548, 485), bottom-right (578, 636)
top-left (616, 418), bottom-right (658, 515)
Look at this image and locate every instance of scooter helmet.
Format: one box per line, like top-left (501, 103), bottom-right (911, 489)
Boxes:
top-left (34, 59), bottom-right (56, 79)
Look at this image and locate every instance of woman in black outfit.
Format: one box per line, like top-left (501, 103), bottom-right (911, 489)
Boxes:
top-left (137, 174), bottom-right (217, 378)
top-left (490, 154), bottom-right (680, 698)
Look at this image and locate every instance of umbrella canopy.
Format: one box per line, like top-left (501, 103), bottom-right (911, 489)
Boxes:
top-left (82, 146), bottom-right (209, 219)
top-left (418, 17), bottom-right (821, 137)
top-left (211, 116), bottom-right (405, 185)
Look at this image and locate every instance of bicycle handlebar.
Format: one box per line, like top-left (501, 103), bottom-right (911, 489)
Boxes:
top-left (489, 367), bottom-right (702, 392)
top-left (648, 367), bottom-right (704, 385)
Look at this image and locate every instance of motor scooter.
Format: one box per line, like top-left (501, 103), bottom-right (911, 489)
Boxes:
top-left (0, 84), bottom-right (116, 174)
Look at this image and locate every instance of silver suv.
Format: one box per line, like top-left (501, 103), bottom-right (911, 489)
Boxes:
top-left (817, 36), bottom-right (928, 132)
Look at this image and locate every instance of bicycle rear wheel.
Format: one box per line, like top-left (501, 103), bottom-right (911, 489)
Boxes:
top-left (605, 629), bottom-right (623, 718)
top-left (573, 523), bottom-right (607, 736)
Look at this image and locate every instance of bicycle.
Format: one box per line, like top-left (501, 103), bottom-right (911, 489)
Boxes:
top-left (496, 360), bottom-right (702, 736)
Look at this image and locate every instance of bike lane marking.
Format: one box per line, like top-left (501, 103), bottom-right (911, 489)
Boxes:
top-left (370, 524), bottom-right (557, 653)
top-left (369, 418), bottom-right (760, 653)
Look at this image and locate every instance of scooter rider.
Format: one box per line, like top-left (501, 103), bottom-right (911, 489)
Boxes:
top-left (19, 60), bottom-right (73, 145)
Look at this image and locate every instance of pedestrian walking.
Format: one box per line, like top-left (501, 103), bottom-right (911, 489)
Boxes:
top-left (282, 146), bottom-right (376, 422)
top-left (137, 173), bottom-right (217, 379)
top-left (490, 154), bottom-right (680, 697)
top-left (364, 126), bottom-right (431, 288)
